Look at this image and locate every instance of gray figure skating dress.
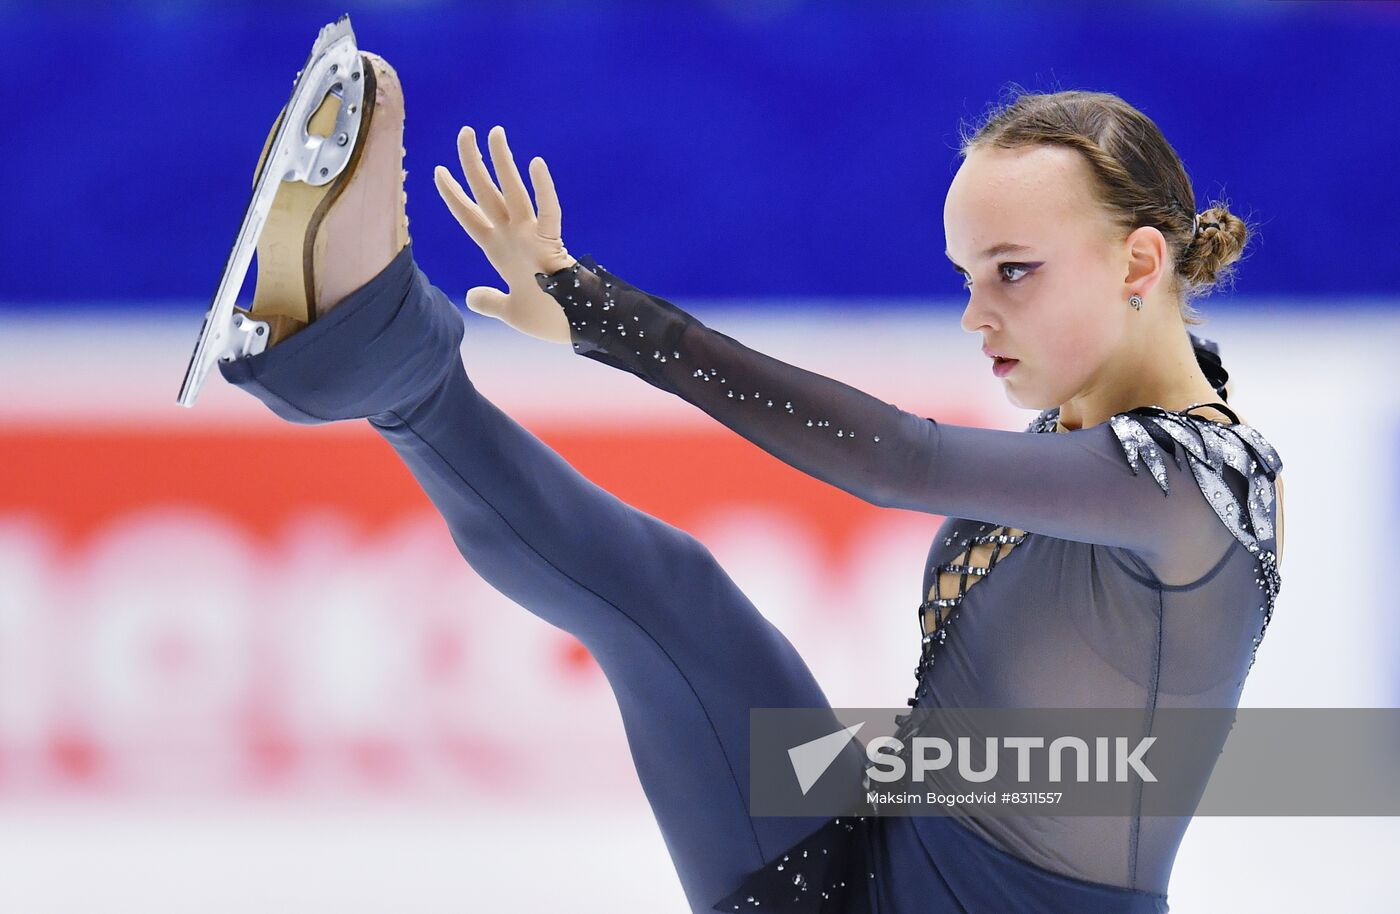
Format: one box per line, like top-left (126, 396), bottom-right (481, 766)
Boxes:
top-left (534, 256), bottom-right (1283, 913)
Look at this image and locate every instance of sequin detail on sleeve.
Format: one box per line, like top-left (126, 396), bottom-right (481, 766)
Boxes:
top-left (535, 255), bottom-right (941, 512)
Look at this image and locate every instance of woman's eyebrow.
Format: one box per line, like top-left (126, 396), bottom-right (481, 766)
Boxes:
top-left (944, 242), bottom-right (1034, 270)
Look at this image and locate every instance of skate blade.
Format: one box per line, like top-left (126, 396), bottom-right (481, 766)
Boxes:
top-left (177, 13), bottom-right (368, 408)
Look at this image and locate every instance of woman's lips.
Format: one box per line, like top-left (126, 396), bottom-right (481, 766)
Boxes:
top-left (992, 356), bottom-right (1020, 378)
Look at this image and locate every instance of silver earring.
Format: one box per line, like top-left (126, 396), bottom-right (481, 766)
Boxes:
top-left (1128, 294), bottom-right (1143, 310)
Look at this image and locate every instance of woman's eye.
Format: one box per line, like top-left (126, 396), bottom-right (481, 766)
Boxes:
top-left (958, 263), bottom-right (1030, 290)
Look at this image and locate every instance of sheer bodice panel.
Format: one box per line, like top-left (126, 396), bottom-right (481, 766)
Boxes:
top-left (903, 513), bottom-right (1270, 891)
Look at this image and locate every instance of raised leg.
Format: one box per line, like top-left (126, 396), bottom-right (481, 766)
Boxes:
top-left (219, 247), bottom-right (861, 910)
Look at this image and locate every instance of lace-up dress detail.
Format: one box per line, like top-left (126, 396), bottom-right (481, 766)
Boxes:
top-left (868, 522), bottom-right (1031, 799)
top-left (535, 257), bottom-right (1284, 913)
top-left (917, 524), bottom-right (1028, 692)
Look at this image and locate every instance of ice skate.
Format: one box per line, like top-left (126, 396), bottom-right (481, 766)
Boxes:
top-left (177, 14), bottom-right (409, 407)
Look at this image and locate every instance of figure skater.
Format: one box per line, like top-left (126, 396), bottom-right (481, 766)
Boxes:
top-left (217, 47), bottom-right (1284, 913)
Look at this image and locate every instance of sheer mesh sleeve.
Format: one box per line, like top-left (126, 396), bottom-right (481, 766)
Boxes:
top-left (535, 257), bottom-right (1278, 582)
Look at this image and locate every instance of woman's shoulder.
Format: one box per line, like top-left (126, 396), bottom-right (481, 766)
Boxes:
top-left (1026, 403), bottom-right (1282, 477)
top-left (1028, 403), bottom-right (1283, 557)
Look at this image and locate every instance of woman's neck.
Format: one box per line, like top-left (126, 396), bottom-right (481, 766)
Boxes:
top-left (1054, 325), bottom-right (1222, 431)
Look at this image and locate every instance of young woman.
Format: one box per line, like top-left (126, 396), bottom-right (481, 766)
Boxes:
top-left (221, 51), bottom-right (1284, 913)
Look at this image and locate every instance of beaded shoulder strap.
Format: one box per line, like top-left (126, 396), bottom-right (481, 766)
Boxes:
top-left (1025, 406), bottom-right (1061, 434)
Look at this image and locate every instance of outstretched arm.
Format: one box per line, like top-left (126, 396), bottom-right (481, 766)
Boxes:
top-left (430, 124), bottom-right (1280, 581)
top-left (532, 257), bottom-right (1288, 587)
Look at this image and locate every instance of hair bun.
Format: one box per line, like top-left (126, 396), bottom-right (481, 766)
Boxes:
top-left (1184, 206), bottom-right (1249, 292)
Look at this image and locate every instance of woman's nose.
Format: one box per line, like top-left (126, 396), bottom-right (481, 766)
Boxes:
top-left (959, 290), bottom-right (996, 335)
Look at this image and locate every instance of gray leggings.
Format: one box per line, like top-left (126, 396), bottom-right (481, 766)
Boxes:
top-left (219, 244), bottom-right (863, 911)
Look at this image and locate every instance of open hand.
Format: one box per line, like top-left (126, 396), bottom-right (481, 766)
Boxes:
top-left (433, 125), bottom-right (577, 344)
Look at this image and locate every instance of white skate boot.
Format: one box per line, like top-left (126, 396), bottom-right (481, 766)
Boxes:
top-left (177, 14), bottom-right (405, 407)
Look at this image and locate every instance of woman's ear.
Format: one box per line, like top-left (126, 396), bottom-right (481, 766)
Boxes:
top-left (1121, 225), bottom-right (1169, 297)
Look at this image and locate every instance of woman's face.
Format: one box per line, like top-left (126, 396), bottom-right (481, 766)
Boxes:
top-left (943, 143), bottom-right (1135, 411)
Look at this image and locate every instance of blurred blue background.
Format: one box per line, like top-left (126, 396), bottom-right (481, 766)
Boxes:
top-left (2, 0), bottom-right (1398, 309)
